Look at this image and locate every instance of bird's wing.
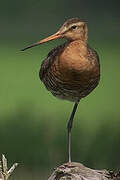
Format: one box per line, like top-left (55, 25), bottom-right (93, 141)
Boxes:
top-left (39, 43), bottom-right (66, 80)
top-left (87, 45), bottom-right (100, 63)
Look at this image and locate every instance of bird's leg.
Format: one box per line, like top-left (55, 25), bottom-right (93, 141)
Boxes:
top-left (67, 101), bottom-right (79, 163)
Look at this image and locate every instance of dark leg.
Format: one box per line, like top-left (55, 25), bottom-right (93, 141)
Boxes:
top-left (67, 101), bottom-right (79, 162)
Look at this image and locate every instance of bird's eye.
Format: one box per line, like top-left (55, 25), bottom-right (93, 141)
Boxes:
top-left (71, 25), bottom-right (77, 29)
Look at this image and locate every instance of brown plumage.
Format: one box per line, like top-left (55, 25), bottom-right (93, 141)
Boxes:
top-left (21, 18), bottom-right (100, 163)
top-left (39, 42), bottom-right (100, 101)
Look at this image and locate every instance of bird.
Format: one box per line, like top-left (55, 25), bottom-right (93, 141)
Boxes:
top-left (21, 18), bottom-right (100, 163)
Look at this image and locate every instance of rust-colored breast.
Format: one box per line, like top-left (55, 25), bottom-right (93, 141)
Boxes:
top-left (54, 41), bottom-right (100, 87)
top-left (39, 40), bottom-right (100, 102)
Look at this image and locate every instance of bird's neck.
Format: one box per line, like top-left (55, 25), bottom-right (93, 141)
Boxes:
top-left (66, 39), bottom-right (87, 55)
top-left (67, 38), bottom-right (87, 46)
top-left (67, 36), bottom-right (87, 44)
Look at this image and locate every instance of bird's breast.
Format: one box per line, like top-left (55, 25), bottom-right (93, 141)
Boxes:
top-left (41, 41), bottom-right (100, 101)
top-left (54, 41), bottom-right (100, 85)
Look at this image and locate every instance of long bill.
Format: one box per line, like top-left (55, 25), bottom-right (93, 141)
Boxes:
top-left (21, 31), bottom-right (62, 51)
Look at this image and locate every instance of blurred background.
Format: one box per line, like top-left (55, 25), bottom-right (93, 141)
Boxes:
top-left (0, 0), bottom-right (120, 179)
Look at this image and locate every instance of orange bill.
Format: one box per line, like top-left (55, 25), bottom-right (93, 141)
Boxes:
top-left (21, 31), bottom-right (62, 51)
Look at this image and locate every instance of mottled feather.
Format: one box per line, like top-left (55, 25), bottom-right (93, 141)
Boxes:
top-left (39, 43), bottom-right (66, 80)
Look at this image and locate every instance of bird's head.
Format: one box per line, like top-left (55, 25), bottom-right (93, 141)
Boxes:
top-left (59, 18), bottom-right (87, 41)
top-left (21, 18), bottom-right (87, 51)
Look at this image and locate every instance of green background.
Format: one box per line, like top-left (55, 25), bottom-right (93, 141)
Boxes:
top-left (0, 0), bottom-right (120, 179)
